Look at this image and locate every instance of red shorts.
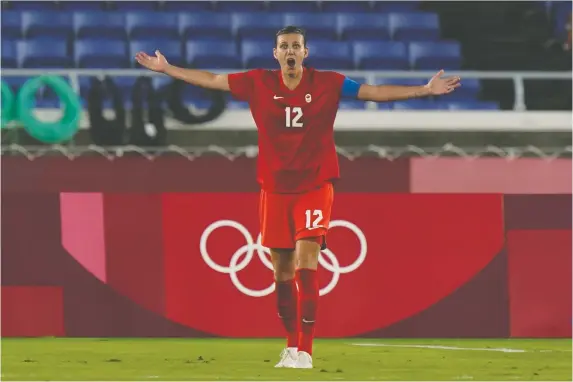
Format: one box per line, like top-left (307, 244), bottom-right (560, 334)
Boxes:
top-left (259, 182), bottom-right (334, 250)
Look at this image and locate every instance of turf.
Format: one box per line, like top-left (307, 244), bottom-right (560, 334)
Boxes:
top-left (1, 338), bottom-right (571, 381)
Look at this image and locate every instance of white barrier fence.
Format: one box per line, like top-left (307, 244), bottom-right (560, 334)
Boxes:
top-left (2, 69), bottom-right (572, 132)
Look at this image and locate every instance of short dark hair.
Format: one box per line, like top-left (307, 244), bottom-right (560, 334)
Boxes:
top-left (275, 26), bottom-right (307, 47)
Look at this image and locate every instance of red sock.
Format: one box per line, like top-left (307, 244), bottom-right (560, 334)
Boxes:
top-left (296, 268), bottom-right (318, 355)
top-left (276, 279), bottom-right (298, 348)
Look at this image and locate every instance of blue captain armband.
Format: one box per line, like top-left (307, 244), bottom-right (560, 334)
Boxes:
top-left (340, 77), bottom-right (361, 99)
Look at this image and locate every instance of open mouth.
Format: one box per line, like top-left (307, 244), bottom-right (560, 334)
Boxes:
top-left (287, 58), bottom-right (296, 68)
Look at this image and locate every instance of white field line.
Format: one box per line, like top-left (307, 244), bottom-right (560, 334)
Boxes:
top-left (350, 343), bottom-right (531, 353)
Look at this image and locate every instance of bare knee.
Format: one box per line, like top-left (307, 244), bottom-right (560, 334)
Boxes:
top-left (296, 238), bottom-right (321, 270)
top-left (271, 248), bottom-right (296, 281)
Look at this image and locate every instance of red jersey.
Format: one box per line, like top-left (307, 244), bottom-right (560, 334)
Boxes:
top-left (228, 67), bottom-right (345, 194)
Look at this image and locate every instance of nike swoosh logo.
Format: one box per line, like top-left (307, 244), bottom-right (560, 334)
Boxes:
top-left (273, 96), bottom-right (284, 99)
top-left (302, 319), bottom-right (315, 324)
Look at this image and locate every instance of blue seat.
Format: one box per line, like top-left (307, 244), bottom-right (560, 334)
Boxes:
top-left (375, 78), bottom-right (426, 87)
top-left (131, 39), bottom-right (184, 68)
top-left (113, 1), bottom-right (158, 11)
top-left (306, 41), bottom-right (352, 69)
top-left (186, 41), bottom-right (241, 69)
top-left (1, 40), bottom-right (17, 68)
top-left (11, 1), bottom-right (56, 10)
top-left (373, 1), bottom-right (420, 12)
top-left (284, 13), bottom-right (338, 41)
top-left (18, 39), bottom-right (72, 68)
top-left (241, 41), bottom-right (275, 69)
top-left (393, 100), bottom-right (446, 110)
top-left (163, 1), bottom-right (213, 11)
top-left (215, 1), bottom-right (266, 12)
top-left (22, 11), bottom-right (73, 39)
top-left (339, 100), bottom-right (368, 109)
top-left (439, 78), bottom-right (481, 101)
top-left (390, 13), bottom-right (440, 41)
top-left (60, 1), bottom-right (105, 10)
top-left (268, 2), bottom-right (318, 12)
top-left (126, 12), bottom-right (179, 39)
top-left (1, 11), bottom-right (22, 39)
top-left (227, 100), bottom-right (250, 110)
top-left (180, 13), bottom-right (232, 40)
top-left (339, 14), bottom-right (390, 41)
top-left (322, 1), bottom-right (371, 13)
top-left (2, 77), bottom-right (33, 96)
top-left (446, 101), bottom-right (500, 110)
top-left (75, 39), bottom-right (129, 68)
top-left (354, 41), bottom-right (407, 70)
top-left (233, 13), bottom-right (284, 39)
top-left (409, 41), bottom-right (461, 70)
top-left (108, 76), bottom-right (139, 102)
top-left (151, 76), bottom-right (173, 91)
top-left (375, 102), bottom-right (393, 110)
top-left (74, 12), bottom-right (126, 39)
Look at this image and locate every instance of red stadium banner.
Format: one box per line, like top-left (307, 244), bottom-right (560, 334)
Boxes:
top-left (161, 193), bottom-right (505, 337)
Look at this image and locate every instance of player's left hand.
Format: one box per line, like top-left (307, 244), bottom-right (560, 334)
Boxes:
top-left (425, 70), bottom-right (461, 95)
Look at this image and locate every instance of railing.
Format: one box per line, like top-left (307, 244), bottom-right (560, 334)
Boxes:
top-left (2, 144), bottom-right (571, 160)
top-left (2, 69), bottom-right (572, 111)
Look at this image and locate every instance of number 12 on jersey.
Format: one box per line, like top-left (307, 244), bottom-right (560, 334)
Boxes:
top-left (285, 107), bottom-right (303, 128)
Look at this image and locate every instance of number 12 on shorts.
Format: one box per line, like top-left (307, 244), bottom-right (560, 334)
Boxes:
top-left (305, 209), bottom-right (323, 229)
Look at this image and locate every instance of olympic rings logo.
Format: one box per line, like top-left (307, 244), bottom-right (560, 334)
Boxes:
top-left (199, 219), bottom-right (367, 298)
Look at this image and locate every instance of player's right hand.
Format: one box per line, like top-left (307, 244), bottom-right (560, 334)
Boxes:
top-left (135, 50), bottom-right (169, 73)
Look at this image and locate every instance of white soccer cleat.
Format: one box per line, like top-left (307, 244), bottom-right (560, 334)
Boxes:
top-left (294, 351), bottom-right (313, 369)
top-left (274, 347), bottom-right (298, 368)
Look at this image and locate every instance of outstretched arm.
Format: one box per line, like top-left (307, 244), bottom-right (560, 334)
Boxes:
top-left (135, 50), bottom-right (230, 91)
top-left (356, 70), bottom-right (461, 102)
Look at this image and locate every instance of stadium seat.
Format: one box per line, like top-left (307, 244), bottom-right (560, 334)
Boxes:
top-left (338, 14), bottom-right (391, 41)
top-left (233, 13), bottom-right (284, 39)
top-left (75, 39), bottom-right (129, 68)
top-left (113, 1), bottom-right (158, 11)
top-left (284, 13), bottom-right (338, 40)
top-left (179, 13), bottom-right (233, 40)
top-left (375, 102), bottom-right (393, 110)
top-left (305, 41), bottom-right (353, 69)
top-left (322, 1), bottom-right (371, 13)
top-left (126, 12), bottom-right (179, 39)
top-left (151, 76), bottom-right (173, 92)
top-left (74, 12), bottom-right (127, 39)
top-left (22, 11), bottom-right (73, 39)
top-left (1, 40), bottom-right (17, 68)
top-left (393, 100), bottom-right (446, 110)
top-left (130, 39), bottom-right (184, 68)
top-left (1, 11), bottom-right (22, 39)
top-left (18, 39), bottom-right (72, 68)
top-left (163, 1), bottom-right (213, 11)
top-left (109, 76), bottom-right (139, 102)
top-left (10, 1), bottom-right (56, 10)
top-left (389, 13), bottom-right (440, 41)
top-left (215, 1), bottom-right (266, 12)
top-left (373, 1), bottom-right (420, 12)
top-left (339, 100), bottom-right (368, 109)
top-left (2, 76), bottom-right (33, 94)
top-left (375, 78), bottom-right (426, 86)
top-left (268, 1), bottom-right (319, 12)
top-left (409, 41), bottom-right (462, 70)
top-left (446, 101), bottom-right (500, 110)
top-left (439, 78), bottom-right (481, 101)
top-left (354, 41), bottom-right (408, 70)
top-left (241, 41), bottom-right (276, 69)
top-left (186, 41), bottom-right (241, 69)
top-left (60, 1), bottom-right (105, 11)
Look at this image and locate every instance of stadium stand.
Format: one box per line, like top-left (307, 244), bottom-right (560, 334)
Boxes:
top-left (1, 0), bottom-right (571, 111)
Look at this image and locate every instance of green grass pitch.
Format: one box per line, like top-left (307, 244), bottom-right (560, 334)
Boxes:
top-left (1, 338), bottom-right (571, 380)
